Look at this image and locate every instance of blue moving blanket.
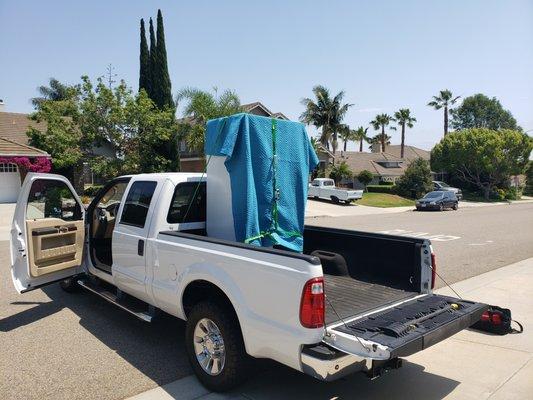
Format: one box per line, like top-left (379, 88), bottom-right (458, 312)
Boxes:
top-left (205, 113), bottom-right (319, 252)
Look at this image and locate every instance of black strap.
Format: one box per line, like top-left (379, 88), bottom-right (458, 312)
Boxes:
top-left (510, 319), bottom-right (524, 334)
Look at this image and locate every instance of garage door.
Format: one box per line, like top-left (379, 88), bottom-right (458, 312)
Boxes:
top-left (0, 163), bottom-right (21, 203)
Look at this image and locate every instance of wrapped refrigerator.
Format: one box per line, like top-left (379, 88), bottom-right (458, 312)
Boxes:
top-left (205, 113), bottom-right (319, 252)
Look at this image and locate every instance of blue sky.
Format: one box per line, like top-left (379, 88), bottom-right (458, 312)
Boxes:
top-left (1, 0), bottom-right (532, 150)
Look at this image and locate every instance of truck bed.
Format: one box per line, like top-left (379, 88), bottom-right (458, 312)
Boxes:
top-left (303, 226), bottom-right (428, 326)
top-left (324, 275), bottom-right (417, 324)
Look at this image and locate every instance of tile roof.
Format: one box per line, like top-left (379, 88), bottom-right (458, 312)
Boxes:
top-left (335, 145), bottom-right (431, 177)
top-left (335, 151), bottom-right (406, 176)
top-left (0, 137), bottom-right (50, 157)
top-left (382, 145), bottom-right (430, 163)
top-left (0, 112), bottom-right (46, 145)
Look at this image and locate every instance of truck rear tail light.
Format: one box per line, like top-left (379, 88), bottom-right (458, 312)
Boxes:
top-left (300, 277), bottom-right (325, 328)
top-left (430, 252), bottom-right (437, 289)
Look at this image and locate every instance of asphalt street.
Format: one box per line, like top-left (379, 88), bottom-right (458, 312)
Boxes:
top-left (0, 202), bottom-right (532, 399)
top-left (0, 240), bottom-right (192, 400)
top-left (308, 201), bottom-right (533, 286)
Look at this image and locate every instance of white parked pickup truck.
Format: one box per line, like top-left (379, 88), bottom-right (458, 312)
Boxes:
top-left (11, 172), bottom-right (487, 391)
top-left (308, 178), bottom-right (363, 203)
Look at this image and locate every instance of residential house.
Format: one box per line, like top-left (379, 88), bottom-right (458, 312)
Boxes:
top-left (0, 110), bottom-right (51, 202)
top-left (318, 144), bottom-right (431, 189)
top-left (179, 101), bottom-right (290, 172)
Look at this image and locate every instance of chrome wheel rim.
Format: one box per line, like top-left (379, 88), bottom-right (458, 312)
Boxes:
top-left (193, 318), bottom-right (225, 376)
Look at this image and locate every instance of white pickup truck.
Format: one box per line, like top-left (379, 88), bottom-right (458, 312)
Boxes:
top-left (11, 172), bottom-right (487, 391)
top-left (308, 178), bottom-right (363, 203)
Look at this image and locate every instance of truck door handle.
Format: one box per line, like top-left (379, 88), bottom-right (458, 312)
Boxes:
top-left (138, 239), bottom-right (145, 256)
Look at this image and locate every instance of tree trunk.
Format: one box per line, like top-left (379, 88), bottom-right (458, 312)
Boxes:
top-left (72, 161), bottom-right (85, 194)
top-left (444, 105), bottom-right (448, 136)
top-left (400, 124), bottom-right (405, 158)
top-left (359, 139), bottom-right (363, 152)
top-left (333, 132), bottom-right (338, 154)
top-left (483, 185), bottom-right (490, 200)
top-left (381, 126), bottom-right (385, 152)
top-left (343, 140), bottom-right (347, 152)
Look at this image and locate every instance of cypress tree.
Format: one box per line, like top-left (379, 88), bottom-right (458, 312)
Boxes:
top-left (155, 9), bottom-right (174, 109)
top-left (138, 18), bottom-right (150, 94)
top-left (148, 17), bottom-right (158, 104)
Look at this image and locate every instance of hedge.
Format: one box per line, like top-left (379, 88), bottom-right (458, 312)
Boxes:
top-left (366, 185), bottom-right (397, 194)
top-left (83, 185), bottom-right (104, 196)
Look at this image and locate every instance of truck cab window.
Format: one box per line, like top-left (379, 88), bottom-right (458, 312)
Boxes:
top-left (167, 182), bottom-right (206, 224)
top-left (120, 181), bottom-right (157, 228)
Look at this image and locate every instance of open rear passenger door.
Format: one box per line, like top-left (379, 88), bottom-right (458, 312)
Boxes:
top-left (10, 173), bottom-right (85, 293)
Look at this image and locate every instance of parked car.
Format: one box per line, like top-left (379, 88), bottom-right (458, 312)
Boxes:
top-left (11, 173), bottom-right (486, 391)
top-left (308, 178), bottom-right (363, 203)
top-left (433, 180), bottom-right (463, 200)
top-left (416, 191), bottom-right (459, 211)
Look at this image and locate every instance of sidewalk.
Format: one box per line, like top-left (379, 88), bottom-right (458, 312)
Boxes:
top-left (129, 258), bottom-right (532, 400)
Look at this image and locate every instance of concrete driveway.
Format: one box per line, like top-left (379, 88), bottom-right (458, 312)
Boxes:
top-left (0, 203), bottom-right (15, 241)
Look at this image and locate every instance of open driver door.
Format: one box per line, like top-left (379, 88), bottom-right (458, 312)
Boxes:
top-left (11, 173), bottom-right (85, 293)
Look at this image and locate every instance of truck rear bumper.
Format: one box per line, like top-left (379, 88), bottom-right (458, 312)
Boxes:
top-left (301, 345), bottom-right (370, 381)
top-left (301, 344), bottom-right (404, 381)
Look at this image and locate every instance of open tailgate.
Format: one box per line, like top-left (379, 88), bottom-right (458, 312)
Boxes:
top-left (323, 294), bottom-right (488, 360)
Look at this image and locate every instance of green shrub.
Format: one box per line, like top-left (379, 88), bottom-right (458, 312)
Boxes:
top-left (356, 170), bottom-right (374, 191)
top-left (525, 161), bottom-right (533, 195)
top-left (379, 180), bottom-right (394, 186)
top-left (491, 188), bottom-right (506, 201)
top-left (396, 158), bottom-right (433, 199)
top-left (367, 185), bottom-right (397, 194)
top-left (83, 185), bottom-right (103, 197)
top-left (504, 187), bottom-right (521, 200)
top-left (329, 162), bottom-right (353, 184)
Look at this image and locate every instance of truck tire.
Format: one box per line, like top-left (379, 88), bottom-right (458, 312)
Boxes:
top-left (59, 277), bottom-right (80, 293)
top-left (331, 196), bottom-right (340, 204)
top-left (185, 301), bottom-right (250, 391)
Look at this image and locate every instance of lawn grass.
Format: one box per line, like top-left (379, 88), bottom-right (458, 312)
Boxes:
top-left (358, 192), bottom-right (415, 208)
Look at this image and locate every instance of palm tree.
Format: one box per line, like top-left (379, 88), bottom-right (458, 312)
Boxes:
top-left (176, 87), bottom-right (242, 152)
top-left (338, 124), bottom-right (352, 152)
top-left (31, 78), bottom-right (72, 108)
top-left (393, 109), bottom-right (417, 158)
top-left (370, 133), bottom-right (391, 148)
top-left (309, 137), bottom-right (321, 154)
top-left (353, 126), bottom-right (369, 152)
top-left (300, 85), bottom-right (352, 154)
top-left (427, 89), bottom-right (460, 136)
top-left (370, 113), bottom-right (394, 152)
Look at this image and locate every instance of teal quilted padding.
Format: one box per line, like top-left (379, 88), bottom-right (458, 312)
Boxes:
top-left (205, 113), bottom-right (318, 252)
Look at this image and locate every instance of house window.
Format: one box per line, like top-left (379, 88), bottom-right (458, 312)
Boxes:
top-left (0, 163), bottom-right (18, 173)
